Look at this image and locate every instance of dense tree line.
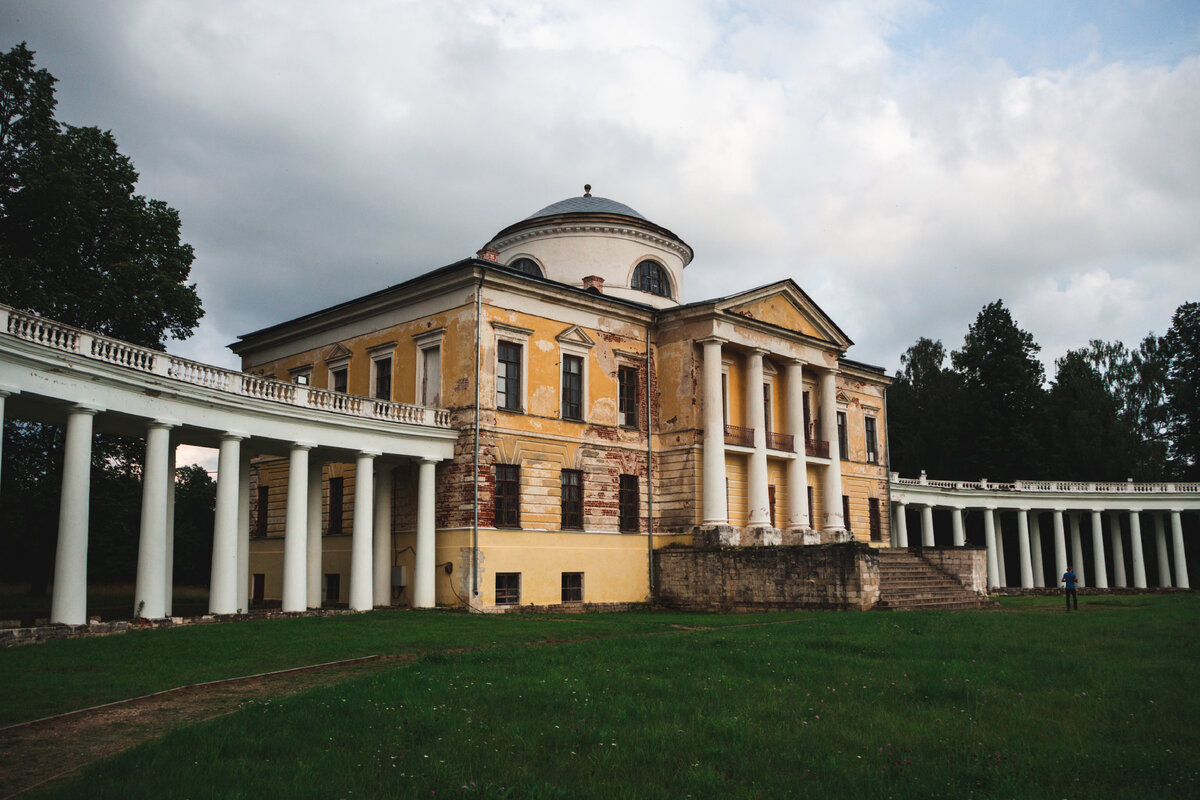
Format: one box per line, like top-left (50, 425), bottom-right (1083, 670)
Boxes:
top-left (1, 43), bottom-right (209, 591)
top-left (889, 300), bottom-right (1200, 482)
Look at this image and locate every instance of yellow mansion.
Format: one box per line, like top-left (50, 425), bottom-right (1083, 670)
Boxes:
top-left (234, 189), bottom-right (892, 610)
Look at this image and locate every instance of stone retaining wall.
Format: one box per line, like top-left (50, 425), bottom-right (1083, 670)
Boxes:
top-left (908, 546), bottom-right (988, 596)
top-left (653, 542), bottom-right (881, 612)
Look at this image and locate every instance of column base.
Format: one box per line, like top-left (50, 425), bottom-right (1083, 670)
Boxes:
top-left (692, 525), bottom-right (740, 549)
top-left (782, 527), bottom-right (818, 545)
top-left (742, 526), bottom-right (782, 546)
top-left (821, 528), bottom-right (852, 544)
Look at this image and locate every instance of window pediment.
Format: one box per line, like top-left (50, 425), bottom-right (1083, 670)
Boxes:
top-left (555, 325), bottom-right (595, 349)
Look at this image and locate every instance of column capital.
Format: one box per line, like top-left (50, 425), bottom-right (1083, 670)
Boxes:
top-left (0, 386), bottom-right (18, 398)
top-left (289, 441), bottom-right (316, 451)
top-left (147, 419), bottom-right (179, 430)
top-left (697, 336), bottom-right (726, 347)
top-left (358, 450), bottom-right (382, 459)
top-left (220, 431), bottom-right (249, 442)
top-left (69, 403), bottom-right (103, 416)
top-left (747, 347), bottom-right (768, 358)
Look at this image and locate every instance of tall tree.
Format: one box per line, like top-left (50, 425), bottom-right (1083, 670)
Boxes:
top-left (1163, 301), bottom-right (1200, 480)
top-left (888, 337), bottom-right (964, 477)
top-left (0, 43), bottom-right (205, 593)
top-left (950, 301), bottom-right (1046, 481)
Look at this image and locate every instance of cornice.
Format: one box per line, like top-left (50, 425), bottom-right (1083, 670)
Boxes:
top-left (491, 222), bottom-right (694, 266)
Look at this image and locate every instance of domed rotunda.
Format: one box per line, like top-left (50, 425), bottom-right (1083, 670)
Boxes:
top-left (481, 185), bottom-right (693, 309)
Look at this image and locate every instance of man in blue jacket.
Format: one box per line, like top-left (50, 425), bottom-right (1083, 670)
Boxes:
top-left (1061, 566), bottom-right (1079, 611)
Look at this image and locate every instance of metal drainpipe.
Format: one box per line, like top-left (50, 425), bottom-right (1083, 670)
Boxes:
top-left (472, 271), bottom-right (483, 597)
top-left (646, 315), bottom-right (655, 593)
top-left (883, 379), bottom-right (894, 548)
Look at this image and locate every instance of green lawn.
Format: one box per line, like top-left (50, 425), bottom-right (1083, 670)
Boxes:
top-left (0, 583), bottom-right (211, 627)
top-left (17, 594), bottom-right (1199, 799)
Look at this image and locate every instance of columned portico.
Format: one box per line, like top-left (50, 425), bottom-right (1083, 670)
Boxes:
top-left (349, 451), bottom-right (378, 612)
top-left (784, 360), bottom-right (810, 535)
top-left (134, 420), bottom-right (176, 619)
top-left (1017, 509), bottom-right (1034, 588)
top-left (983, 507), bottom-right (999, 589)
top-left (1129, 511), bottom-right (1147, 589)
top-left (1091, 510), bottom-right (1109, 588)
top-left (373, 464), bottom-right (394, 607)
top-left (951, 508), bottom-right (965, 547)
top-left (50, 405), bottom-right (100, 626)
top-left (413, 457), bottom-right (438, 609)
top-left (920, 504), bottom-right (935, 547)
top-left (1171, 511), bottom-right (1189, 588)
top-left (281, 442), bottom-right (314, 612)
top-left (1154, 514), bottom-right (1171, 588)
top-left (818, 369), bottom-right (844, 533)
top-left (744, 349), bottom-right (772, 535)
top-left (893, 501), bottom-right (908, 546)
top-left (699, 338), bottom-right (728, 528)
top-left (1110, 515), bottom-right (1127, 587)
top-left (209, 433), bottom-right (246, 614)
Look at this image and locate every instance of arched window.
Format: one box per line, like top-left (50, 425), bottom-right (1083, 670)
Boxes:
top-left (633, 261), bottom-right (671, 298)
top-left (508, 257), bottom-right (543, 277)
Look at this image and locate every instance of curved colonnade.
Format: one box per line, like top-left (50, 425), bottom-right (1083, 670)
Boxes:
top-left (891, 473), bottom-right (1199, 590)
top-left (0, 304), bottom-right (457, 625)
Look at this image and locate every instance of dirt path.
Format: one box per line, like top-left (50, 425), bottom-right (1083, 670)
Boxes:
top-left (0, 656), bottom-right (405, 799)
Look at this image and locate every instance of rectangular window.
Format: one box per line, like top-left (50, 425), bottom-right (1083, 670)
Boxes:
top-left (421, 345), bottom-right (441, 407)
top-left (869, 497), bottom-right (882, 542)
top-left (842, 495), bottom-right (852, 532)
top-left (254, 485), bottom-right (269, 538)
top-left (496, 572), bottom-right (521, 605)
top-left (251, 573), bottom-right (265, 605)
top-left (807, 486), bottom-right (815, 528)
top-left (837, 411), bottom-right (848, 460)
top-left (619, 473), bottom-right (639, 532)
top-left (291, 370), bottom-right (311, 385)
top-left (562, 354), bottom-right (583, 420)
top-left (561, 469), bottom-right (583, 530)
top-left (802, 392), bottom-right (812, 438)
top-left (324, 573), bottom-right (340, 604)
top-left (768, 484), bottom-right (777, 528)
top-left (618, 365), bottom-right (639, 428)
top-left (374, 356), bottom-right (392, 401)
top-left (495, 464), bottom-right (521, 528)
top-left (562, 572), bottom-right (584, 603)
top-left (331, 367), bottom-right (348, 394)
top-left (327, 477), bottom-right (344, 536)
top-left (865, 417), bottom-right (879, 464)
top-left (497, 341), bottom-right (522, 411)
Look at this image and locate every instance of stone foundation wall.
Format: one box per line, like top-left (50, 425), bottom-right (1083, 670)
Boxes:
top-left (910, 546), bottom-right (988, 596)
top-left (653, 542), bottom-right (881, 612)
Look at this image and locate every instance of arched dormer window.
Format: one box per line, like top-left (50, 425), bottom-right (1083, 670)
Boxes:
top-left (508, 257), bottom-right (543, 277)
top-left (633, 260), bottom-right (671, 298)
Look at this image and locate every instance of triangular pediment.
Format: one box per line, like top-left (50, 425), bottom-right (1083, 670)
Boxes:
top-left (718, 280), bottom-right (852, 348)
top-left (324, 343), bottom-right (352, 363)
top-left (555, 325), bottom-right (595, 348)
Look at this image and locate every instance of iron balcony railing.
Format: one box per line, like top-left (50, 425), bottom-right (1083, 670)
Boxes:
top-left (723, 424), bottom-right (754, 447)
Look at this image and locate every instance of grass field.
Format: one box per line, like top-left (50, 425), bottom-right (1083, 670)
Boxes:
top-left (0, 583), bottom-right (210, 627)
top-left (11, 595), bottom-right (1200, 799)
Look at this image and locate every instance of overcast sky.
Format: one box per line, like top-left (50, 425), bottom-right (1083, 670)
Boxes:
top-left (4, 0), bottom-right (1199, 378)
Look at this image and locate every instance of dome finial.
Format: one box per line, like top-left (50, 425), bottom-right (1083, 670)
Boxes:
top-left (583, 184), bottom-right (592, 197)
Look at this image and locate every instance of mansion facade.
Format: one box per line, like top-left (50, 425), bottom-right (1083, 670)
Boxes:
top-left (236, 189), bottom-right (892, 610)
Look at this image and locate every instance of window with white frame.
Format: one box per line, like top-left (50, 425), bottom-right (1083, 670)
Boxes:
top-left (368, 342), bottom-right (396, 402)
top-left (289, 366), bottom-right (312, 386)
top-left (492, 323), bottom-right (532, 413)
top-left (414, 328), bottom-right (445, 408)
top-left (327, 358), bottom-right (349, 394)
top-left (556, 326), bottom-right (594, 423)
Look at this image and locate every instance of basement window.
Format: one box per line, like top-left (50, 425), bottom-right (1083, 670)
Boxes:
top-left (562, 572), bottom-right (584, 603)
top-left (496, 573), bottom-right (521, 605)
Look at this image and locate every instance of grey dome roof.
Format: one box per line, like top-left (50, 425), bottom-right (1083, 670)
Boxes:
top-left (525, 195), bottom-right (646, 221)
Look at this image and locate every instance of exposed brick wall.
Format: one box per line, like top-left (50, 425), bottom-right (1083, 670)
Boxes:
top-left (653, 543), bottom-right (881, 611)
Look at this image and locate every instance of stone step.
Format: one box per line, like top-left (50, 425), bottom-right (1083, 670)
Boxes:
top-left (874, 549), bottom-right (991, 611)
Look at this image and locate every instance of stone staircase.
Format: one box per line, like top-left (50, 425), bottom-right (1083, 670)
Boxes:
top-left (874, 549), bottom-right (996, 611)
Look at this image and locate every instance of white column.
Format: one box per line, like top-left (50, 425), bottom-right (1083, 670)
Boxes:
top-left (1091, 510), bottom-right (1109, 589)
top-left (306, 456), bottom-right (324, 608)
top-left (893, 502), bottom-right (908, 547)
top-left (700, 338), bottom-right (727, 526)
top-left (1069, 512), bottom-right (1086, 587)
top-left (209, 434), bottom-right (244, 614)
top-left (1128, 511), bottom-right (1147, 589)
top-left (50, 406), bottom-right (99, 626)
top-left (1030, 512), bottom-right (1045, 587)
top-left (349, 451), bottom-right (378, 611)
top-left (1110, 514), bottom-right (1127, 587)
top-left (282, 443), bottom-right (313, 612)
top-left (920, 504), bottom-right (935, 547)
top-left (744, 349), bottom-right (770, 529)
top-left (996, 513), bottom-right (1008, 587)
top-left (819, 369), bottom-right (843, 531)
top-left (951, 508), bottom-right (965, 547)
top-left (163, 437), bottom-right (177, 616)
top-left (1052, 510), bottom-right (1068, 587)
top-left (1017, 509), bottom-right (1034, 588)
top-left (413, 457), bottom-right (437, 609)
top-left (134, 421), bottom-right (174, 619)
top-left (237, 447), bottom-right (251, 612)
top-left (373, 464), bottom-right (394, 607)
top-left (1170, 510), bottom-right (1189, 589)
top-left (1154, 513), bottom-right (1171, 588)
top-left (983, 507), bottom-right (999, 589)
top-left (784, 360), bottom-right (809, 532)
